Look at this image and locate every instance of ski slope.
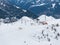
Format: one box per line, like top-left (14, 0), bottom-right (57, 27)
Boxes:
top-left (0, 15), bottom-right (60, 45)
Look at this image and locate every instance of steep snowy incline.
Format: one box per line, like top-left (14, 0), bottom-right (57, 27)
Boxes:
top-left (38, 15), bottom-right (60, 24)
top-left (0, 15), bottom-right (60, 45)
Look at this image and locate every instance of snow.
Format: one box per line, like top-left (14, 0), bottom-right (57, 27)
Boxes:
top-left (13, 5), bottom-right (20, 9)
top-left (22, 9), bottom-right (27, 12)
top-left (36, 0), bottom-right (40, 3)
top-left (59, 3), bottom-right (60, 5)
top-left (0, 2), bottom-right (6, 7)
top-left (52, 3), bottom-right (56, 8)
top-left (20, 0), bottom-right (24, 3)
top-left (21, 16), bottom-right (32, 21)
top-left (38, 15), bottom-right (56, 24)
top-left (51, 0), bottom-right (54, 2)
top-left (0, 15), bottom-right (60, 45)
top-left (0, 2), bottom-right (3, 5)
top-left (15, 6), bottom-right (20, 9)
top-left (29, 3), bottom-right (46, 8)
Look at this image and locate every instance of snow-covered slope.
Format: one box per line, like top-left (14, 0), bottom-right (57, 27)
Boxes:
top-left (0, 15), bottom-right (60, 45)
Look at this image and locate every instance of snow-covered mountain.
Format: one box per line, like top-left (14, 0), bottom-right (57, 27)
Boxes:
top-left (28, 2), bottom-right (60, 18)
top-left (5, 0), bottom-right (60, 18)
top-left (0, 15), bottom-right (60, 45)
top-left (0, 0), bottom-right (38, 23)
top-left (0, 0), bottom-right (60, 45)
top-left (0, 0), bottom-right (60, 19)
